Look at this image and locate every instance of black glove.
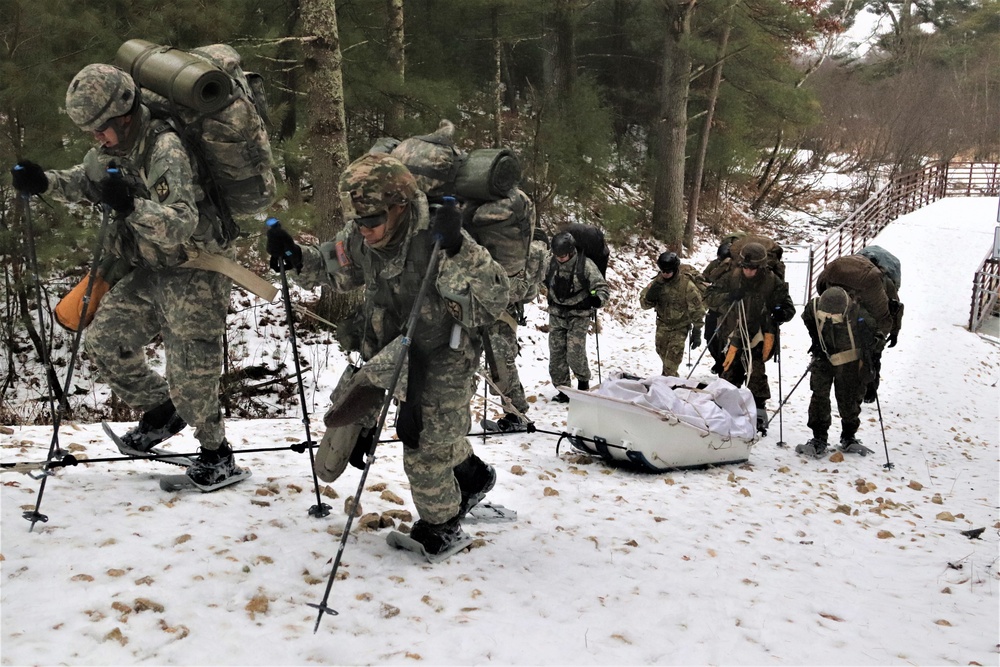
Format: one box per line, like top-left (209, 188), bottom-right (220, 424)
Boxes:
top-left (100, 165), bottom-right (135, 216)
top-left (265, 218), bottom-right (303, 274)
top-left (431, 196), bottom-right (463, 255)
top-left (808, 342), bottom-right (824, 357)
top-left (690, 327), bottom-right (702, 349)
top-left (728, 288), bottom-right (744, 303)
top-left (771, 304), bottom-right (792, 324)
top-left (887, 331), bottom-right (898, 348)
top-left (585, 295), bottom-right (602, 309)
top-left (644, 279), bottom-right (665, 303)
top-left (11, 161), bottom-right (48, 196)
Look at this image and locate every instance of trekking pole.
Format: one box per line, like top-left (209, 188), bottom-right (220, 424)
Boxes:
top-left (686, 326), bottom-right (693, 369)
top-left (686, 300), bottom-right (737, 379)
top-left (17, 187), bottom-right (112, 530)
top-left (765, 360), bottom-right (812, 429)
top-left (308, 218), bottom-right (447, 634)
top-left (266, 218), bottom-right (330, 520)
top-left (775, 328), bottom-right (785, 447)
top-left (874, 391), bottom-right (893, 470)
top-left (593, 309), bottom-right (602, 383)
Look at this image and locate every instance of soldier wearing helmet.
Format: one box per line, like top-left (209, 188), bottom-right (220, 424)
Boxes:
top-left (705, 238), bottom-right (795, 435)
top-left (639, 251), bottom-right (706, 377)
top-left (699, 232), bottom-right (745, 374)
top-left (266, 152), bottom-right (510, 558)
top-left (797, 286), bottom-right (880, 458)
top-left (544, 228), bottom-right (610, 403)
top-left (10, 63), bottom-right (246, 490)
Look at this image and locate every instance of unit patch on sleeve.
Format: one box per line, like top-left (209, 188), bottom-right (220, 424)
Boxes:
top-left (153, 176), bottom-right (171, 203)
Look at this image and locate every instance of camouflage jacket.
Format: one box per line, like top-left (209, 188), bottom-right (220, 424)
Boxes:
top-left (513, 239), bottom-right (550, 305)
top-left (639, 273), bottom-right (705, 332)
top-left (298, 191), bottom-right (510, 361)
top-left (545, 251), bottom-right (610, 317)
top-left (705, 266), bottom-right (795, 342)
top-left (44, 106), bottom-right (226, 270)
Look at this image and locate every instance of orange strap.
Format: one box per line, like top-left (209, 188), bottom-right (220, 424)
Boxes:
top-left (54, 273), bottom-right (111, 332)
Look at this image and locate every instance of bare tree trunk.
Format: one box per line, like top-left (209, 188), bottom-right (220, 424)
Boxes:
top-left (491, 4), bottom-right (503, 147)
top-left (385, 0), bottom-right (405, 136)
top-left (300, 0), bottom-right (355, 322)
top-left (552, 0), bottom-right (577, 99)
top-left (651, 0), bottom-right (695, 251)
top-left (277, 0), bottom-right (303, 205)
top-left (685, 4), bottom-right (732, 250)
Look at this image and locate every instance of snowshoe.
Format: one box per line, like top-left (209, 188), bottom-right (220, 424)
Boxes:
top-left (102, 421), bottom-right (194, 468)
top-left (387, 517), bottom-right (473, 563)
top-left (121, 400), bottom-right (187, 452)
top-left (496, 413), bottom-right (529, 433)
top-left (160, 468), bottom-right (252, 492)
top-left (795, 438), bottom-right (829, 458)
top-left (839, 437), bottom-right (874, 456)
top-left (465, 503), bottom-right (517, 523)
top-left (184, 441), bottom-right (251, 491)
top-left (480, 418), bottom-right (501, 433)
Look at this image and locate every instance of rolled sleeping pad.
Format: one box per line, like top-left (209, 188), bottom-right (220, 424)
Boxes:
top-left (455, 148), bottom-right (521, 201)
top-left (115, 39), bottom-right (231, 114)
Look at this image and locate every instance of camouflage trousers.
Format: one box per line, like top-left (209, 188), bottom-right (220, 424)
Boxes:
top-left (721, 342), bottom-right (771, 408)
top-left (84, 266), bottom-right (231, 449)
top-left (483, 317), bottom-right (529, 414)
top-left (654, 324), bottom-right (689, 377)
top-left (396, 345), bottom-right (480, 524)
top-left (807, 356), bottom-right (866, 442)
top-left (548, 311), bottom-right (592, 387)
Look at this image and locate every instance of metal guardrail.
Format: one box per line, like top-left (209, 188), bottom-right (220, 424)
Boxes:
top-left (970, 255), bottom-right (999, 333)
top-left (806, 161), bottom-right (1000, 331)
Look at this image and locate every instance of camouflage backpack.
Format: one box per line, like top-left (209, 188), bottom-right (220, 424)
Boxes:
top-left (115, 40), bottom-right (276, 242)
top-left (373, 120), bottom-right (532, 280)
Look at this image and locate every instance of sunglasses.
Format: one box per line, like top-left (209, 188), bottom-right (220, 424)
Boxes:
top-left (354, 212), bottom-right (387, 229)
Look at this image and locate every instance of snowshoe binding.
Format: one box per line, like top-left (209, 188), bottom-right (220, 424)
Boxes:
top-left (103, 402), bottom-right (193, 468)
top-left (182, 441), bottom-right (251, 492)
top-left (496, 413), bottom-right (529, 433)
top-left (387, 516), bottom-right (473, 563)
top-left (839, 436), bottom-right (874, 456)
top-left (552, 391), bottom-right (570, 403)
top-left (795, 437), bottom-right (829, 458)
top-left (465, 503), bottom-right (517, 523)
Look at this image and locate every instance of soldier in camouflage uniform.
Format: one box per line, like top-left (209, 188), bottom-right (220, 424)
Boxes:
top-left (639, 252), bottom-right (706, 377)
top-left (12, 64), bottom-right (244, 490)
top-left (545, 231), bottom-right (610, 403)
top-left (484, 228), bottom-right (550, 431)
top-left (705, 242), bottom-right (795, 435)
top-left (797, 286), bottom-right (881, 457)
top-left (266, 153), bottom-right (509, 557)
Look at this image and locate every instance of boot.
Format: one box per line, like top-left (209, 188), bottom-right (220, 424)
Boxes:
top-left (839, 435), bottom-right (871, 456)
top-left (552, 391), bottom-right (569, 403)
top-left (120, 399), bottom-right (187, 453)
top-left (409, 516), bottom-right (468, 556)
top-left (577, 379), bottom-right (589, 391)
top-left (454, 454), bottom-right (496, 516)
top-left (755, 407), bottom-right (768, 436)
top-left (496, 412), bottom-right (527, 433)
top-left (795, 437), bottom-right (828, 458)
top-left (186, 440), bottom-right (240, 487)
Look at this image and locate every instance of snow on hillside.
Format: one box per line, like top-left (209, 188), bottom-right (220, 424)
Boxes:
top-left (1, 197), bottom-right (998, 666)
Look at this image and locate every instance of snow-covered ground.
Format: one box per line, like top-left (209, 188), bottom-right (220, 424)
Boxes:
top-left (2, 197), bottom-right (998, 666)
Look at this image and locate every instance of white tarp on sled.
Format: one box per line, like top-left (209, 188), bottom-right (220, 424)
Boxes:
top-left (561, 373), bottom-right (757, 471)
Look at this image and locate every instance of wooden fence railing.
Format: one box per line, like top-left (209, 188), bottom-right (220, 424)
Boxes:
top-left (806, 161), bottom-right (1000, 331)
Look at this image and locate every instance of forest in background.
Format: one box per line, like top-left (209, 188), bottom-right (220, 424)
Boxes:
top-left (0, 0), bottom-right (997, 421)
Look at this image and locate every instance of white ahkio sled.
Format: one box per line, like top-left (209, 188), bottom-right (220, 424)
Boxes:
top-left (559, 373), bottom-right (758, 472)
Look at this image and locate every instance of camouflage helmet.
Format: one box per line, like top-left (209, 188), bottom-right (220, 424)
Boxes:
top-left (551, 231), bottom-right (576, 257)
top-left (66, 64), bottom-right (138, 132)
top-left (657, 251), bottom-right (680, 274)
top-left (339, 153), bottom-right (419, 218)
top-left (739, 242), bottom-right (768, 269)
